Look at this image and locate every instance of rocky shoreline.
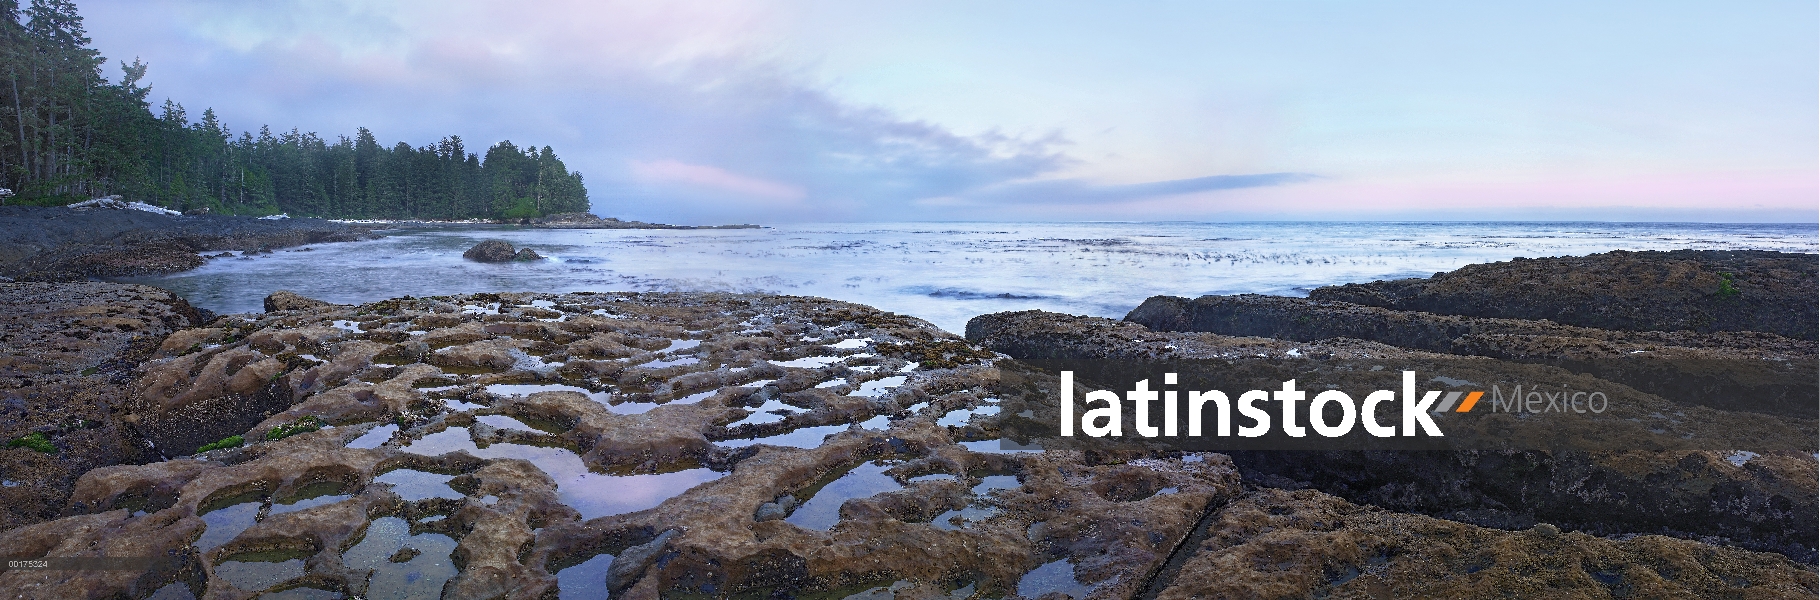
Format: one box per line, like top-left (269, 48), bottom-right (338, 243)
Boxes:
top-left (0, 249), bottom-right (1812, 598)
top-left (0, 205), bottom-right (762, 285)
top-left (0, 206), bottom-right (376, 282)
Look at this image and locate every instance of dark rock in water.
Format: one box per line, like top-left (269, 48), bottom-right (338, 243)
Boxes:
top-left (607, 529), bottom-right (677, 592)
top-left (182, 207), bottom-right (210, 216)
top-left (463, 240), bottom-right (518, 262)
top-left (1125, 293), bottom-right (1817, 415)
top-left (512, 248), bottom-right (544, 261)
top-left (1308, 249), bottom-right (1818, 339)
top-left (263, 290), bottom-right (333, 313)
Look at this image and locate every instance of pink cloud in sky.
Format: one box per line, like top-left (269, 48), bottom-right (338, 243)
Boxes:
top-left (629, 159), bottom-right (807, 202)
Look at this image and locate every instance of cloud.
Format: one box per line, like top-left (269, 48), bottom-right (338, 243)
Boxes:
top-left (953, 172), bottom-right (1317, 206)
top-left (81, 0), bottom-right (1094, 222)
top-left (629, 159), bottom-right (805, 202)
top-left (77, 0), bottom-right (1312, 223)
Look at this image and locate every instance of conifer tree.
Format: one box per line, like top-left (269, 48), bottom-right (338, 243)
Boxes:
top-left (0, 0), bottom-right (591, 219)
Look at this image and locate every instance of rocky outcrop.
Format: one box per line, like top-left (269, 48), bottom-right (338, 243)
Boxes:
top-left (0, 282), bottom-right (206, 531)
top-left (261, 290), bottom-right (334, 313)
top-left (4, 286), bottom-right (1813, 598)
top-left (6, 290), bottom-right (1240, 598)
top-left (0, 205), bottom-right (373, 282)
top-left (462, 240), bottom-right (546, 263)
top-left (461, 240), bottom-right (518, 263)
top-left (1125, 293), bottom-right (1817, 415)
top-left (967, 309), bottom-right (1819, 562)
top-left (1154, 488), bottom-right (1816, 598)
top-left (1307, 249), bottom-right (1818, 339)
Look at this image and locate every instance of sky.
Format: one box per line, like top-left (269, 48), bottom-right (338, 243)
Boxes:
top-left (78, 0), bottom-right (1818, 224)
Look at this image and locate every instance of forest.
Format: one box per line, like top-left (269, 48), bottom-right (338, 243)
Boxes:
top-left (0, 0), bottom-right (590, 219)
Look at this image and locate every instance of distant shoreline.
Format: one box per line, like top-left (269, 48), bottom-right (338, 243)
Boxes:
top-left (333, 211), bottom-right (764, 230)
top-left (0, 206), bottom-right (767, 283)
top-left (333, 218), bottom-right (766, 230)
top-left (0, 205), bottom-right (374, 282)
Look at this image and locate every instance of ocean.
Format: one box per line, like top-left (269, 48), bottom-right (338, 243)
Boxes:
top-left (119, 221), bottom-right (1818, 334)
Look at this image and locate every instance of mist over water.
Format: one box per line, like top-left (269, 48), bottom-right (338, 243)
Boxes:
top-left (120, 222), bottom-right (1818, 334)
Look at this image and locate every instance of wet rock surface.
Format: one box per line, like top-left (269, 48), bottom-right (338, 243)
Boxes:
top-left (263, 290), bottom-right (333, 313)
top-left (2, 281), bottom-right (1813, 598)
top-left (461, 240), bottom-right (545, 263)
top-left (1125, 293), bottom-right (1817, 415)
top-left (1155, 488), bottom-right (1816, 599)
top-left (968, 249), bottom-right (1820, 570)
top-left (968, 309), bottom-right (1819, 563)
top-left (460, 240), bottom-right (520, 263)
top-left (0, 282), bottom-right (206, 531)
top-left (0, 205), bottom-right (374, 281)
top-left (2, 290), bottom-right (1241, 599)
top-left (1307, 249), bottom-right (1818, 339)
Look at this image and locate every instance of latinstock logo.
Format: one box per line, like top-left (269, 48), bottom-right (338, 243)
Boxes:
top-left (1052, 370), bottom-right (1596, 439)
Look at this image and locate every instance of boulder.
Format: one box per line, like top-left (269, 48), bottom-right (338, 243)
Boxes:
top-left (463, 240), bottom-right (518, 263)
top-left (263, 290), bottom-right (332, 312)
top-left (512, 248), bottom-right (544, 261)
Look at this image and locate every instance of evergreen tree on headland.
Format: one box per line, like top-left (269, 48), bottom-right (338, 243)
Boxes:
top-left (0, 0), bottom-right (589, 218)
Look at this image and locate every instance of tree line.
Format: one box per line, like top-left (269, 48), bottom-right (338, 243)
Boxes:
top-left (0, 0), bottom-right (589, 219)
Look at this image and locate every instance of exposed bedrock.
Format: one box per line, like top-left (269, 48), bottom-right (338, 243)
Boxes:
top-left (1125, 293), bottom-right (1817, 415)
top-left (0, 282), bottom-right (206, 531)
top-left (10, 289), bottom-right (1250, 598)
top-left (1305, 249), bottom-right (1818, 339)
top-left (967, 309), bottom-right (1819, 562)
top-left (1153, 488), bottom-right (1816, 599)
top-left (5, 286), bottom-right (1815, 597)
